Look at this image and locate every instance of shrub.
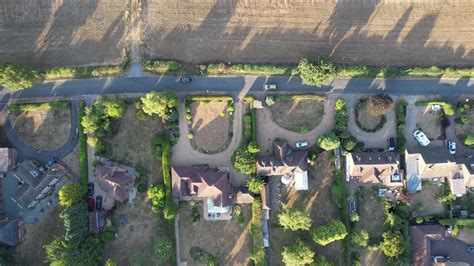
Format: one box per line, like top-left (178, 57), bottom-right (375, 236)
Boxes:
top-left (314, 256), bottom-right (336, 266)
top-left (415, 216), bottom-right (424, 224)
top-left (154, 235), bottom-right (173, 264)
top-left (456, 116), bottom-right (470, 124)
top-left (231, 145), bottom-right (257, 175)
top-left (189, 247), bottom-right (217, 265)
top-left (335, 99), bottom-right (348, 131)
top-left (244, 128), bottom-right (252, 138)
top-left (311, 220), bottom-right (347, 246)
top-left (185, 113), bottom-right (192, 121)
top-left (246, 177), bottom-right (265, 194)
top-left (381, 231), bottom-right (404, 257)
top-left (219, 111), bottom-right (225, 117)
top-left (351, 229), bottom-right (369, 248)
top-left (281, 241), bottom-right (315, 265)
top-left (298, 57), bottom-right (336, 86)
top-left (244, 114), bottom-right (252, 124)
top-left (148, 184), bottom-right (166, 212)
top-left (464, 135), bottom-right (474, 146)
top-left (278, 204), bottom-right (313, 231)
top-left (457, 107), bottom-right (465, 114)
top-left (247, 141), bottom-right (260, 154)
top-left (251, 109), bottom-right (257, 140)
top-left (59, 183), bottom-right (84, 207)
top-left (349, 212), bottom-right (360, 222)
top-left (265, 96), bottom-right (275, 106)
top-left (367, 94), bottom-right (394, 116)
top-left (187, 133), bottom-right (194, 139)
top-left (317, 132), bottom-right (341, 151)
top-left (299, 124), bottom-right (310, 133)
top-left (136, 109), bottom-right (147, 120)
top-left (342, 136), bottom-right (357, 151)
top-left (0, 62), bottom-right (34, 91)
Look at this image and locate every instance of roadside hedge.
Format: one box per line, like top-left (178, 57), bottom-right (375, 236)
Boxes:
top-left (251, 108), bottom-right (257, 141)
top-left (142, 60), bottom-right (181, 74)
top-left (8, 101), bottom-right (70, 111)
top-left (276, 94), bottom-right (326, 101)
top-left (415, 101), bottom-right (455, 115)
top-left (43, 65), bottom-right (124, 80)
top-left (185, 95), bottom-right (233, 102)
top-left (396, 101), bottom-right (408, 152)
top-left (78, 101), bottom-right (88, 192)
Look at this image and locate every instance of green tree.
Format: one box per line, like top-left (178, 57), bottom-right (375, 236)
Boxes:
top-left (87, 135), bottom-right (99, 148)
top-left (351, 229), bottom-right (369, 248)
top-left (278, 204), bottom-right (312, 231)
top-left (317, 132), bottom-right (341, 151)
top-left (44, 235), bottom-right (103, 265)
top-left (265, 96), bottom-right (276, 106)
top-left (247, 140), bottom-right (260, 154)
top-left (342, 136), bottom-right (357, 151)
top-left (297, 57), bottom-right (336, 86)
top-left (314, 255), bottom-right (336, 266)
top-left (81, 109), bottom-right (100, 133)
top-left (0, 62), bottom-right (34, 91)
top-left (246, 177), bottom-right (264, 194)
top-left (147, 184), bottom-right (166, 211)
top-left (140, 91), bottom-right (178, 117)
top-left (231, 145), bottom-right (257, 175)
top-left (60, 202), bottom-right (89, 243)
top-left (311, 220), bottom-right (347, 246)
top-left (381, 231), bottom-right (404, 257)
top-left (59, 183), bottom-right (84, 207)
top-left (105, 258), bottom-right (117, 266)
top-left (281, 241), bottom-right (315, 265)
top-left (367, 94), bottom-right (394, 116)
top-left (101, 97), bottom-right (126, 118)
top-left (349, 212), bottom-right (360, 222)
top-left (154, 235), bottom-right (173, 264)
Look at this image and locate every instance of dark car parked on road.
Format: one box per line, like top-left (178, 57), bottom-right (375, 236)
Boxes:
top-left (180, 76), bottom-right (192, 83)
top-left (87, 183), bottom-right (94, 197)
top-left (95, 196), bottom-right (103, 210)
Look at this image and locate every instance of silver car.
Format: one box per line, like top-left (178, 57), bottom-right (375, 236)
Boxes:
top-left (447, 140), bottom-right (456, 155)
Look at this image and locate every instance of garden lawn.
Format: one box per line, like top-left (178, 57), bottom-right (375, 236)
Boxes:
top-left (356, 100), bottom-right (383, 130)
top-left (270, 152), bottom-right (343, 265)
top-left (455, 102), bottom-right (474, 141)
top-left (177, 203), bottom-right (251, 265)
top-left (268, 98), bottom-right (324, 132)
top-left (8, 108), bottom-right (71, 151)
top-left (190, 101), bottom-right (232, 153)
top-left (409, 183), bottom-right (445, 217)
top-left (110, 105), bottom-right (166, 183)
top-left (416, 107), bottom-right (443, 140)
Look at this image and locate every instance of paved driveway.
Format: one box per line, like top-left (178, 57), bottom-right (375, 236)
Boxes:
top-left (431, 237), bottom-right (474, 264)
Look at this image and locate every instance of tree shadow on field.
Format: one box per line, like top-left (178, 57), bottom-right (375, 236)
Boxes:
top-left (143, 0), bottom-right (474, 67)
top-left (0, 0), bottom-right (127, 68)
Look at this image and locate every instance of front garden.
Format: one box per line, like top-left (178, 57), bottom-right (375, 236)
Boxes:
top-left (455, 97), bottom-right (474, 147)
top-left (355, 95), bottom-right (392, 133)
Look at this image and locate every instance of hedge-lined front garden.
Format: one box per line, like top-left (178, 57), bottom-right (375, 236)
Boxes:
top-left (396, 101), bottom-right (408, 152)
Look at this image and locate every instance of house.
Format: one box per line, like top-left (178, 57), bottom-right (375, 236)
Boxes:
top-left (233, 187), bottom-right (254, 204)
top-left (405, 147), bottom-right (474, 196)
top-left (0, 148), bottom-right (16, 174)
top-left (11, 161), bottom-right (67, 209)
top-left (171, 165), bottom-right (232, 219)
top-left (88, 210), bottom-right (106, 234)
top-left (410, 225), bottom-right (474, 265)
top-left (257, 141), bottom-right (309, 190)
top-left (0, 219), bottom-right (23, 246)
top-left (95, 164), bottom-right (137, 202)
top-left (346, 152), bottom-right (403, 187)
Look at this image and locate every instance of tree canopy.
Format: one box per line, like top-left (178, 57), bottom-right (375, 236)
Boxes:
top-left (0, 62), bottom-right (34, 91)
top-left (278, 204), bottom-right (312, 231)
top-left (367, 94), bottom-right (394, 116)
top-left (148, 184), bottom-right (166, 212)
top-left (311, 220), bottom-right (347, 246)
top-left (231, 145), bottom-right (257, 175)
top-left (317, 132), bottom-right (341, 151)
top-left (60, 202), bottom-right (89, 243)
top-left (140, 91), bottom-right (178, 117)
top-left (281, 241), bottom-right (315, 266)
top-left (297, 57), bottom-right (336, 87)
top-left (154, 234), bottom-right (173, 264)
top-left (246, 177), bottom-right (265, 194)
top-left (351, 229), bottom-right (369, 248)
top-left (59, 183), bottom-right (84, 207)
top-left (381, 231), bottom-right (404, 257)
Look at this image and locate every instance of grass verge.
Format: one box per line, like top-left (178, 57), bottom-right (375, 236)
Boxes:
top-left (142, 60), bottom-right (181, 74)
top-left (8, 101), bottom-right (70, 111)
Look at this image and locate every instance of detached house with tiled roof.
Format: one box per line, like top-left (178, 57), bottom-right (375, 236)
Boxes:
top-left (95, 164), bottom-right (136, 202)
top-left (171, 165), bottom-right (232, 220)
top-left (346, 152), bottom-right (403, 188)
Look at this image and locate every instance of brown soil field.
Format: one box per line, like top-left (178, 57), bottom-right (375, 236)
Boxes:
top-left (178, 203), bottom-right (251, 265)
top-left (8, 109), bottom-right (71, 151)
top-left (111, 106), bottom-right (166, 183)
top-left (190, 101), bottom-right (231, 153)
top-left (270, 152), bottom-right (343, 265)
top-left (269, 98), bottom-right (324, 132)
top-left (142, 0), bottom-right (474, 66)
top-left (0, 0), bottom-right (127, 68)
top-left (13, 205), bottom-right (65, 266)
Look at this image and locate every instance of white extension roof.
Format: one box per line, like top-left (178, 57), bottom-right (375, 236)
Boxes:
top-left (294, 171), bottom-right (308, 191)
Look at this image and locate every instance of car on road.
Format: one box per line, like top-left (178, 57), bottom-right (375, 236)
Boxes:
top-left (263, 83), bottom-right (277, 90)
top-left (180, 76), bottom-right (192, 83)
top-left (467, 245), bottom-right (474, 253)
top-left (95, 196), bottom-right (103, 210)
top-left (388, 137), bottom-right (395, 151)
top-left (432, 256), bottom-right (450, 263)
top-left (295, 141), bottom-right (308, 149)
top-left (87, 197), bottom-right (95, 212)
top-left (448, 140), bottom-right (456, 155)
top-left (87, 182), bottom-right (94, 197)
top-left (413, 130), bottom-right (430, 147)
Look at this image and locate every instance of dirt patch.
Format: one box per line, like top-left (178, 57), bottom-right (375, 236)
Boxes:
top-left (110, 106), bottom-right (166, 183)
top-left (354, 187), bottom-right (387, 239)
top-left (8, 109), bottom-right (71, 151)
top-left (62, 143), bottom-right (80, 177)
top-left (142, 1), bottom-right (474, 66)
top-left (104, 193), bottom-right (174, 266)
top-left (269, 98), bottom-right (324, 132)
top-left (409, 183), bottom-right (445, 217)
top-left (457, 228), bottom-right (474, 245)
top-left (416, 107), bottom-right (443, 140)
top-left (270, 152), bottom-right (343, 265)
top-left (178, 203), bottom-right (251, 265)
top-left (0, 0), bottom-right (127, 68)
top-left (190, 101), bottom-right (232, 153)
top-left (359, 249), bottom-right (387, 266)
top-left (13, 206), bottom-right (65, 266)
top-left (356, 100), bottom-right (383, 131)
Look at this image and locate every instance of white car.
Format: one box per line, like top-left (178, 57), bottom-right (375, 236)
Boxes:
top-left (263, 83), bottom-right (277, 90)
top-left (448, 140), bottom-right (456, 154)
top-left (295, 141), bottom-right (308, 149)
top-left (413, 130), bottom-right (430, 147)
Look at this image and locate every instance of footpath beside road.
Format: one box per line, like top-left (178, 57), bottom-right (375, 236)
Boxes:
top-left (2, 76), bottom-right (474, 101)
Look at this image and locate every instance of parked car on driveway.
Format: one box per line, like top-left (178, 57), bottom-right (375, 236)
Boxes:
top-left (388, 137), bottom-right (395, 151)
top-left (432, 256), bottom-right (450, 263)
top-left (87, 197), bottom-right (95, 212)
top-left (45, 157), bottom-right (58, 169)
top-left (349, 199), bottom-right (356, 213)
top-left (295, 141), bottom-right (308, 149)
top-left (413, 130), bottom-right (430, 146)
top-left (467, 245), bottom-right (474, 253)
top-left (180, 76), bottom-right (192, 83)
top-left (447, 140), bottom-right (456, 154)
top-left (95, 196), bottom-right (103, 210)
top-left (87, 182), bottom-right (94, 197)
top-left (263, 83), bottom-right (277, 90)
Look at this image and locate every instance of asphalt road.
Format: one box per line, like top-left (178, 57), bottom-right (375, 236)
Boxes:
top-left (2, 76), bottom-right (474, 100)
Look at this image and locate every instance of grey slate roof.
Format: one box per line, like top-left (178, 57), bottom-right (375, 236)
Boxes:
top-left (257, 141), bottom-right (308, 176)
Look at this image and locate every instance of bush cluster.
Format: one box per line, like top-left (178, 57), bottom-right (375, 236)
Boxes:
top-left (8, 101), bottom-right (69, 111)
top-left (142, 60), bottom-right (181, 74)
top-left (0, 62), bottom-right (34, 91)
top-left (310, 220), bottom-right (348, 246)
